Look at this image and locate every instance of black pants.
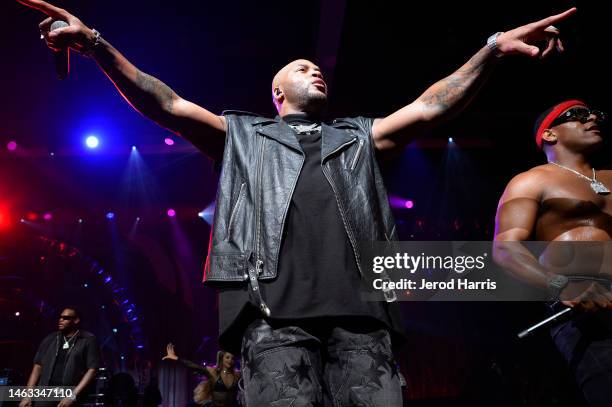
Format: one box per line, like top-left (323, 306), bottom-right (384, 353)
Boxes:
top-left (551, 310), bottom-right (612, 407)
top-left (240, 318), bottom-right (402, 406)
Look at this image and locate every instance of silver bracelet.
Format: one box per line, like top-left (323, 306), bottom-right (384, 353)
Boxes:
top-left (486, 31), bottom-right (504, 58)
top-left (83, 28), bottom-right (102, 57)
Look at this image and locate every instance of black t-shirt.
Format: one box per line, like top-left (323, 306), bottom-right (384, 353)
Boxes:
top-left (260, 114), bottom-right (392, 325)
top-left (49, 346), bottom-right (68, 385)
top-left (34, 331), bottom-right (100, 386)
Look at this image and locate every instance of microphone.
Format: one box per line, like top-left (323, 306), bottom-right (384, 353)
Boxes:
top-left (50, 20), bottom-right (70, 80)
top-left (517, 306), bottom-right (573, 339)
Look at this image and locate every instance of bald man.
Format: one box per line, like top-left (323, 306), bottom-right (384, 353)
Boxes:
top-left (19, 0), bottom-right (576, 405)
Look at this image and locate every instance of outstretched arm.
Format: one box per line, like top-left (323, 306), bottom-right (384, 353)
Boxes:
top-left (372, 7), bottom-right (576, 153)
top-left (17, 0), bottom-right (226, 160)
top-left (162, 343), bottom-right (214, 378)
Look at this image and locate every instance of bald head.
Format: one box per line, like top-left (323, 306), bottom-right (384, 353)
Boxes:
top-left (271, 59), bottom-right (327, 116)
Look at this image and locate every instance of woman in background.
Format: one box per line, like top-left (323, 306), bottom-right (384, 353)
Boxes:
top-left (162, 343), bottom-right (240, 407)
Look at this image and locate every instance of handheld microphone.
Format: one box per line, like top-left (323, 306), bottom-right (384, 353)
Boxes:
top-left (50, 20), bottom-right (70, 80)
top-left (517, 306), bottom-right (573, 339)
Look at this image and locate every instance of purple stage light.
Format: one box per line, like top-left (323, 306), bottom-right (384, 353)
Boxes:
top-left (167, 209), bottom-right (176, 217)
top-left (7, 141), bottom-right (17, 151)
top-left (389, 195), bottom-right (414, 209)
top-left (164, 138), bottom-right (175, 146)
top-left (43, 213), bottom-right (52, 221)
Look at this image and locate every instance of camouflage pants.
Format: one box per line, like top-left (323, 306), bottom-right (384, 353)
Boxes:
top-left (240, 318), bottom-right (402, 406)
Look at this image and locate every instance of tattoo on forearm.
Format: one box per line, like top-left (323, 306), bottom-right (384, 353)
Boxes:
top-left (421, 74), bottom-right (467, 110)
top-left (136, 70), bottom-right (176, 113)
top-left (421, 46), bottom-right (492, 111)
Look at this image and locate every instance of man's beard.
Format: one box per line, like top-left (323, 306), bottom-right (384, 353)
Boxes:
top-left (291, 87), bottom-right (327, 115)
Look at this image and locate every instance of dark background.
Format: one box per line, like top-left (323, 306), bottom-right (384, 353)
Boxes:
top-left (0, 0), bottom-right (609, 405)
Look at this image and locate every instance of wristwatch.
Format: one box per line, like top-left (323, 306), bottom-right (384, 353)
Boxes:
top-left (486, 32), bottom-right (504, 58)
top-left (83, 29), bottom-right (102, 57)
top-left (547, 274), bottom-right (569, 300)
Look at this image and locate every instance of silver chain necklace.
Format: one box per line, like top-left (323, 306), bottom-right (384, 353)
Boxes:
top-left (62, 330), bottom-right (79, 349)
top-left (549, 162), bottom-right (610, 195)
top-left (288, 122), bottom-right (321, 135)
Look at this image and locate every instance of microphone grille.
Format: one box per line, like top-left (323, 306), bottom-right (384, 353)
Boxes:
top-left (50, 20), bottom-right (69, 31)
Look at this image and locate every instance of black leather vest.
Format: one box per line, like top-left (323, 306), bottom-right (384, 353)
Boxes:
top-left (204, 111), bottom-right (398, 314)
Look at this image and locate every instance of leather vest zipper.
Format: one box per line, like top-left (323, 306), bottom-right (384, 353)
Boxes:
top-left (321, 138), bottom-right (360, 274)
top-left (227, 182), bottom-right (246, 240)
top-left (350, 139), bottom-right (364, 171)
top-left (322, 163), bottom-right (361, 276)
top-left (272, 152), bottom-right (305, 286)
top-left (251, 137), bottom-right (270, 316)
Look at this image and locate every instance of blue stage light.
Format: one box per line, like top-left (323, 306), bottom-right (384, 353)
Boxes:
top-left (85, 135), bottom-right (100, 149)
top-left (106, 212), bottom-right (115, 220)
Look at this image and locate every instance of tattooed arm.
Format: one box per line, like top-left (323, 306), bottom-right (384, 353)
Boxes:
top-left (372, 7), bottom-right (576, 153)
top-left (372, 46), bottom-right (495, 152)
top-left (93, 39), bottom-right (226, 158)
top-left (17, 0), bottom-right (226, 160)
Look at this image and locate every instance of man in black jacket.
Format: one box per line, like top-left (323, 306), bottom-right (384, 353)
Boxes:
top-left (17, 0), bottom-right (576, 404)
top-left (20, 307), bottom-right (99, 407)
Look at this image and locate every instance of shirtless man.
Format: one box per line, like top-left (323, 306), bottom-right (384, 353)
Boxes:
top-left (494, 100), bottom-right (611, 406)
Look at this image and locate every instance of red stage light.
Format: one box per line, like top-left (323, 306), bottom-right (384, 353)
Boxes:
top-left (0, 211), bottom-right (10, 230)
top-left (26, 212), bottom-right (39, 221)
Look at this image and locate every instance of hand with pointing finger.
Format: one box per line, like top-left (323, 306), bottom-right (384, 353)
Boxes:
top-left (494, 8), bottom-right (576, 58)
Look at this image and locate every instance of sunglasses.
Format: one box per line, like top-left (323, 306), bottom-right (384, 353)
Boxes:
top-left (550, 107), bottom-right (607, 128)
top-left (59, 315), bottom-right (76, 321)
